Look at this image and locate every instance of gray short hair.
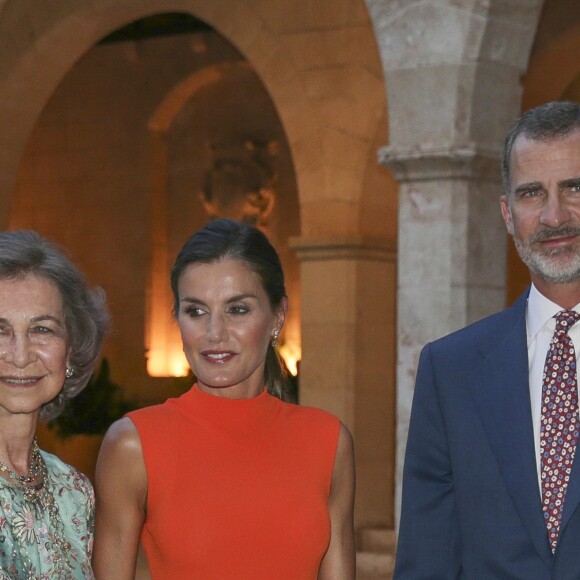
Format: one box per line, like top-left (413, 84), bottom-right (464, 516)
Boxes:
top-left (0, 230), bottom-right (109, 419)
top-left (502, 100), bottom-right (580, 195)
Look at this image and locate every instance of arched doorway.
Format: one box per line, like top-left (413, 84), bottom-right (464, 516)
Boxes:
top-left (0, 0), bottom-right (394, 532)
top-left (11, 12), bottom-right (300, 404)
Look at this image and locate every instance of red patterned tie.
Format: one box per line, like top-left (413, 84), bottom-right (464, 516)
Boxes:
top-left (541, 309), bottom-right (580, 552)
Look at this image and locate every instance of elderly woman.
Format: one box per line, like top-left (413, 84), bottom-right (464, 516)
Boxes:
top-left (94, 219), bottom-right (356, 579)
top-left (0, 230), bottom-right (108, 578)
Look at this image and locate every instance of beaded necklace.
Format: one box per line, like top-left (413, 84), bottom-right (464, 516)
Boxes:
top-left (0, 447), bottom-right (82, 576)
top-left (0, 437), bottom-right (43, 485)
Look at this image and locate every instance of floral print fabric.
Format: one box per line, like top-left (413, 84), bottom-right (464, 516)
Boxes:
top-left (0, 450), bottom-right (94, 579)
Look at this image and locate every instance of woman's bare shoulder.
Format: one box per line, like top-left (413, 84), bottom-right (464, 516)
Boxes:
top-left (98, 417), bottom-right (144, 470)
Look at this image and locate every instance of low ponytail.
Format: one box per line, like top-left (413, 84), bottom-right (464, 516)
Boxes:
top-left (264, 343), bottom-right (290, 400)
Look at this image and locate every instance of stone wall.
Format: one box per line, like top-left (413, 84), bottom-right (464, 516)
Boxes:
top-left (0, 0), bottom-right (395, 529)
top-left (11, 32), bottom-right (287, 402)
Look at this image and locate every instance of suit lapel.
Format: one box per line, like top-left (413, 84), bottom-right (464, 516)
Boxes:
top-left (468, 291), bottom-right (553, 567)
top-left (560, 368), bottom-right (580, 534)
top-left (561, 446), bottom-right (580, 534)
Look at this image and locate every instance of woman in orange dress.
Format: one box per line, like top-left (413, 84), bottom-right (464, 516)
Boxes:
top-left (93, 219), bottom-right (355, 579)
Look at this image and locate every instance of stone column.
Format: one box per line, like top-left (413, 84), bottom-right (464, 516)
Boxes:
top-left (290, 234), bottom-right (397, 527)
top-left (364, 0), bottom-right (544, 524)
top-left (381, 145), bottom-right (506, 520)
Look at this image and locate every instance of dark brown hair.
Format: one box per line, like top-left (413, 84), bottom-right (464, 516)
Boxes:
top-left (171, 219), bottom-right (289, 399)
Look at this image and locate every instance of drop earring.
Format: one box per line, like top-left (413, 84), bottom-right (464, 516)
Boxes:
top-left (271, 330), bottom-right (279, 347)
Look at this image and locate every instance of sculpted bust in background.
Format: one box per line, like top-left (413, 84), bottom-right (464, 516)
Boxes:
top-left (199, 140), bottom-right (277, 229)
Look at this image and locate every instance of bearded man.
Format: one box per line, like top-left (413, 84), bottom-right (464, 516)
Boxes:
top-left (394, 101), bottom-right (580, 579)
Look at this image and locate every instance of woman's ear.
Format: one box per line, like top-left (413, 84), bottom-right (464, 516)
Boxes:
top-left (275, 296), bottom-right (288, 334)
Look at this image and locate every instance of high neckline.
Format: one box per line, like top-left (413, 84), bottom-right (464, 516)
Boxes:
top-left (173, 384), bottom-right (279, 427)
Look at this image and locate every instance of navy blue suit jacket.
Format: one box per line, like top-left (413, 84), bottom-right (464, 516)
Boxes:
top-left (394, 291), bottom-right (580, 579)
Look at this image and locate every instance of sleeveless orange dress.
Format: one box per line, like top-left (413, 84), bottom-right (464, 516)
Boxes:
top-left (128, 385), bottom-right (340, 579)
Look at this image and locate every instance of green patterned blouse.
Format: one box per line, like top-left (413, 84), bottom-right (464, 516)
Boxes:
top-left (0, 450), bottom-right (94, 579)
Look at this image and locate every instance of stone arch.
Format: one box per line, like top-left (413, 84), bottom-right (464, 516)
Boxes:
top-left (0, 0), bottom-right (303, 223)
top-left (0, 0), bottom-right (386, 238)
top-left (145, 60), bottom-right (302, 378)
top-left (146, 62), bottom-right (254, 379)
top-left (366, 0), bottom-right (544, 152)
top-left (148, 61), bottom-right (252, 134)
top-left (0, 0), bottom-right (394, 529)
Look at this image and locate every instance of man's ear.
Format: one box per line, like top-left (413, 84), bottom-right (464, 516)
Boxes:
top-left (500, 195), bottom-right (514, 236)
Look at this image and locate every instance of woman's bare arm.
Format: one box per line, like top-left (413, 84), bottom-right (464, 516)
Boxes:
top-left (93, 417), bottom-right (147, 580)
top-left (318, 422), bottom-right (356, 580)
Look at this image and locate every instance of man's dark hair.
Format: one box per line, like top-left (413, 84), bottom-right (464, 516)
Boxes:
top-left (502, 101), bottom-right (580, 194)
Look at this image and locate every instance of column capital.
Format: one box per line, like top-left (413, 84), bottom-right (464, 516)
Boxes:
top-left (379, 144), bottom-right (502, 184)
top-left (289, 234), bottom-right (396, 262)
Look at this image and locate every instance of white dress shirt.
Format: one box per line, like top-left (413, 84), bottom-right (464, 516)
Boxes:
top-left (526, 283), bottom-right (580, 490)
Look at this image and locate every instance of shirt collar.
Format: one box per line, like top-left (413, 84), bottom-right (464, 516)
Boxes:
top-left (527, 283), bottom-right (580, 342)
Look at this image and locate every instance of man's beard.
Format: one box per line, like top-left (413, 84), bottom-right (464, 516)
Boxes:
top-left (514, 226), bottom-right (580, 283)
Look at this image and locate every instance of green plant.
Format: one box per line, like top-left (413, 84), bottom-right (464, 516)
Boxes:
top-left (48, 358), bottom-right (135, 438)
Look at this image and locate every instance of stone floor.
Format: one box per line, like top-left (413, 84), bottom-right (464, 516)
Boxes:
top-left (134, 528), bottom-right (396, 579)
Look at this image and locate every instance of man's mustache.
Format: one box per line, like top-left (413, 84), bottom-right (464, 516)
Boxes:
top-left (530, 227), bottom-right (580, 244)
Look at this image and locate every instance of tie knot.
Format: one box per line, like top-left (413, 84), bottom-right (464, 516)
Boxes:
top-left (555, 310), bottom-right (580, 333)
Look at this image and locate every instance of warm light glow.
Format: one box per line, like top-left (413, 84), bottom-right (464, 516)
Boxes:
top-left (147, 347), bottom-right (190, 377)
top-left (278, 339), bottom-right (301, 376)
top-left (168, 352), bottom-right (190, 377)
